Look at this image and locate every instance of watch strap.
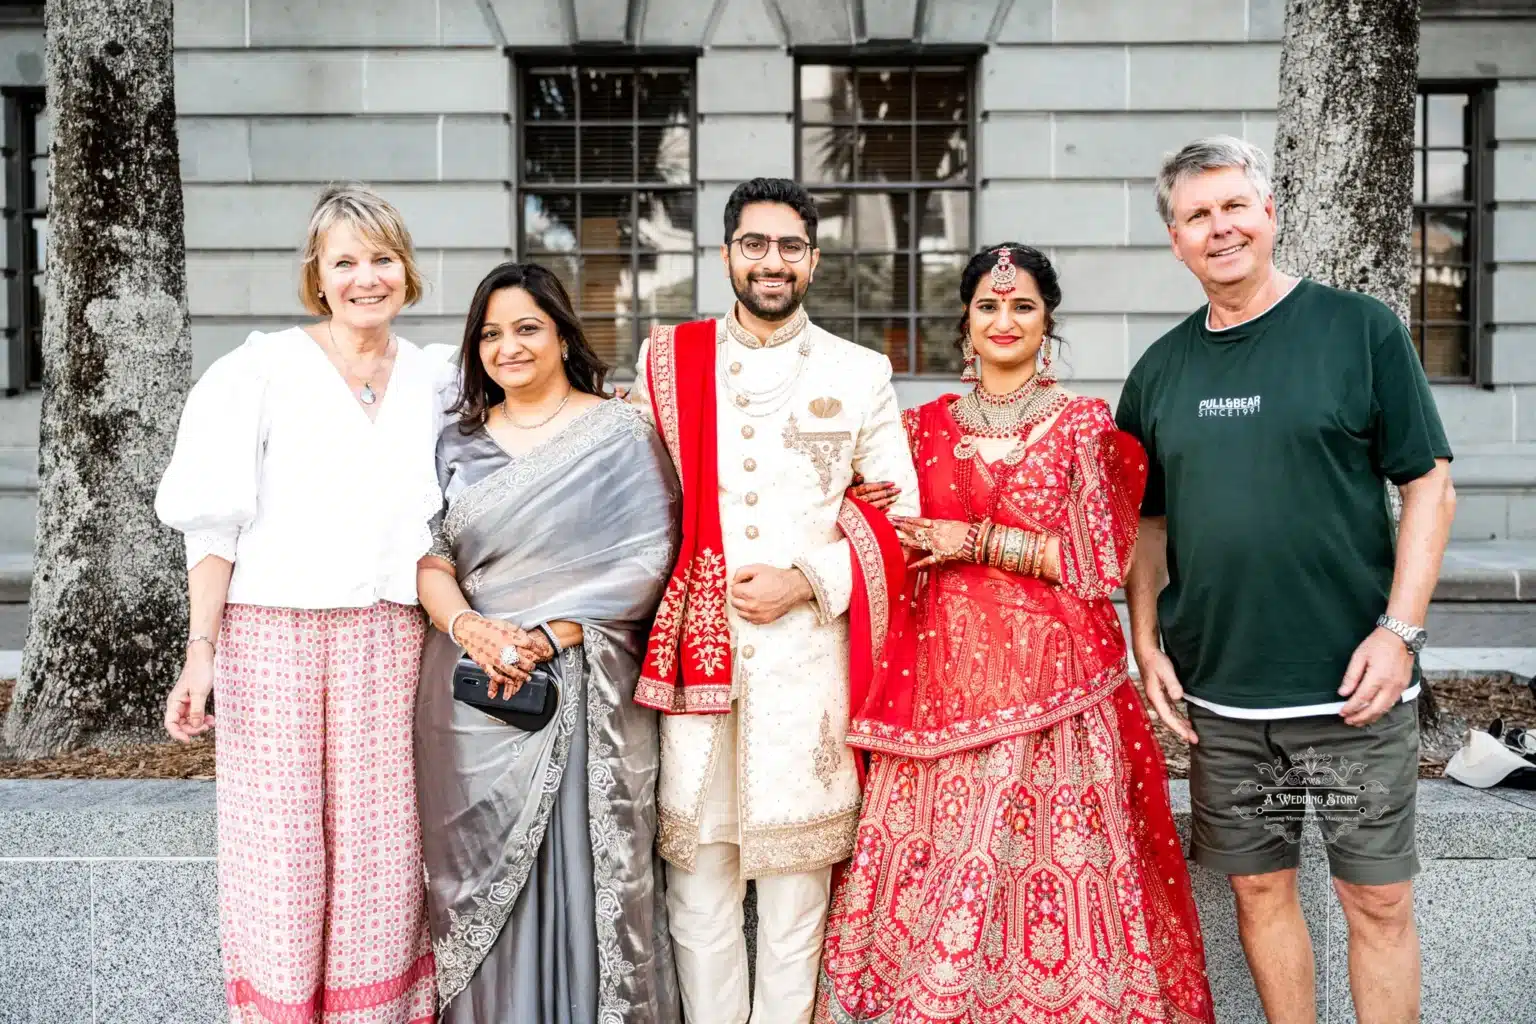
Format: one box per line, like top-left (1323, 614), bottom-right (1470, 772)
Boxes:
top-left (1376, 614), bottom-right (1427, 651)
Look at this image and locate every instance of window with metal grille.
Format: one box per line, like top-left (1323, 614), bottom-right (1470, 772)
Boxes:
top-left (2, 86), bottom-right (45, 394)
top-left (517, 64), bottom-right (695, 374)
top-left (1412, 86), bottom-right (1489, 382)
top-left (795, 63), bottom-right (975, 376)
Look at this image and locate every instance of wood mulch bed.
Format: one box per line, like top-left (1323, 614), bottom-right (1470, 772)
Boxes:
top-left (0, 679), bottom-right (215, 779)
top-left (0, 675), bottom-right (1531, 782)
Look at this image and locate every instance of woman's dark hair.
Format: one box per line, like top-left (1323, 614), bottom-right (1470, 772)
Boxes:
top-left (723, 177), bottom-right (819, 246)
top-left (955, 242), bottom-right (1064, 356)
top-left (451, 261), bottom-right (609, 433)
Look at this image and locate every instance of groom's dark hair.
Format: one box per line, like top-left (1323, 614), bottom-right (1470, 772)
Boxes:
top-left (723, 178), bottom-right (818, 247)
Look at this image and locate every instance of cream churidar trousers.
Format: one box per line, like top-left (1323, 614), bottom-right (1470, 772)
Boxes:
top-left (665, 710), bottom-right (833, 1024)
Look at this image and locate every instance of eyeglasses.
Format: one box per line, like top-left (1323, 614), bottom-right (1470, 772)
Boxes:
top-left (731, 233), bottom-right (812, 263)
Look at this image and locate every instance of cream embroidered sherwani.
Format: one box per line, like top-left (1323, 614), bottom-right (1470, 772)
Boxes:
top-left (633, 309), bottom-right (920, 878)
top-left (634, 308), bottom-right (918, 1024)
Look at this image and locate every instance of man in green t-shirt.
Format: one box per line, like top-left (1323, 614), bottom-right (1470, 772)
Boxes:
top-left (1116, 136), bottom-right (1456, 1024)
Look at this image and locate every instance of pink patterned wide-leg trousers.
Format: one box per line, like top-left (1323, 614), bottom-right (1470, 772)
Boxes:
top-left (215, 602), bottom-right (436, 1024)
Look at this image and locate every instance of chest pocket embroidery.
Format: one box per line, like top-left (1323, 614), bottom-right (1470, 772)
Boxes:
top-left (782, 413), bottom-right (852, 495)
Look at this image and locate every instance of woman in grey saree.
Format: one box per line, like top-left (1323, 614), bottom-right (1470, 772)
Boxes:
top-left (414, 262), bottom-right (682, 1023)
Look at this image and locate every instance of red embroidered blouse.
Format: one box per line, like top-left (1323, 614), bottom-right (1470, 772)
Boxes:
top-left (848, 394), bottom-right (1149, 758)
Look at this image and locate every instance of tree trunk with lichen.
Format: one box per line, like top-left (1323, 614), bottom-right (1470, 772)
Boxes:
top-left (1272, 0), bottom-right (1433, 716)
top-left (1273, 0), bottom-right (1419, 510)
top-left (2, 0), bottom-right (191, 757)
top-left (1273, 0), bottom-right (1420, 315)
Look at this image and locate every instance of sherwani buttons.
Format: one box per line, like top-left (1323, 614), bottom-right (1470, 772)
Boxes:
top-left (746, 526), bottom-right (759, 539)
top-left (742, 645), bottom-right (755, 659)
top-left (742, 425), bottom-right (755, 439)
top-left (744, 458), bottom-right (757, 471)
top-left (745, 492), bottom-right (758, 506)
top-left (730, 361), bottom-right (742, 375)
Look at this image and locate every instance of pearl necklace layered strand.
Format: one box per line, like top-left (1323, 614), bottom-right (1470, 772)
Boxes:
top-left (717, 331), bottom-right (814, 419)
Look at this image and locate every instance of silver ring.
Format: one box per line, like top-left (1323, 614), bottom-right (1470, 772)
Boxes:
top-left (499, 645), bottom-right (520, 668)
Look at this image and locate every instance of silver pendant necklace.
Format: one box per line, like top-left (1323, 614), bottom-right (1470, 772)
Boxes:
top-left (326, 321), bottom-right (391, 406)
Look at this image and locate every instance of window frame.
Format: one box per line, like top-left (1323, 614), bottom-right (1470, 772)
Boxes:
top-left (512, 57), bottom-right (699, 373)
top-left (1, 85), bottom-right (44, 394)
top-left (792, 56), bottom-right (979, 378)
top-left (1412, 80), bottom-right (1494, 386)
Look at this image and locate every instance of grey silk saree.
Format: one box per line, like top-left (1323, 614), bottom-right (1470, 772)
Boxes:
top-left (415, 399), bottom-right (683, 1023)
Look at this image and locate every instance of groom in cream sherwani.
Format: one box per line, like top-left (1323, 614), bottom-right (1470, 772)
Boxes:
top-left (628, 177), bottom-right (919, 1024)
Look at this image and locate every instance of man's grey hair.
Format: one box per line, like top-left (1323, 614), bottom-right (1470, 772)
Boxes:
top-left (1155, 135), bottom-right (1273, 226)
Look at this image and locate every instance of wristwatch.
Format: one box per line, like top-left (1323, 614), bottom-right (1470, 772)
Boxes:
top-left (1376, 614), bottom-right (1428, 654)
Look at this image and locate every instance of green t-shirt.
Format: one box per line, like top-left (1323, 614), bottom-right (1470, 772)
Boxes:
top-left (1114, 279), bottom-right (1452, 710)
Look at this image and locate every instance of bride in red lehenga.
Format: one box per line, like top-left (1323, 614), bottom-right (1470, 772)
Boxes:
top-left (817, 245), bottom-right (1214, 1024)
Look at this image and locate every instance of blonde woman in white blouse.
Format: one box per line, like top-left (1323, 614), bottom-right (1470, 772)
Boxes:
top-left (155, 184), bottom-right (446, 1024)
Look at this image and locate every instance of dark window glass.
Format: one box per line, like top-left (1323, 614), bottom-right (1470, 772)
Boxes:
top-left (1411, 87), bottom-right (1485, 381)
top-left (2, 88), bottom-right (46, 393)
top-left (797, 63), bottom-right (973, 375)
top-left (518, 65), bottom-right (695, 371)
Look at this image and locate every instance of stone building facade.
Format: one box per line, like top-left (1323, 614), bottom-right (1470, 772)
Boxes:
top-left (0, 0), bottom-right (1530, 564)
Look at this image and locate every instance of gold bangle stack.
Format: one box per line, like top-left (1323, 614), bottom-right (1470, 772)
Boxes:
top-left (970, 524), bottom-right (1050, 578)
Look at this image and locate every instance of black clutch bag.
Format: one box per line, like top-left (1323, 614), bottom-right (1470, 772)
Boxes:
top-left (452, 623), bottom-right (561, 731)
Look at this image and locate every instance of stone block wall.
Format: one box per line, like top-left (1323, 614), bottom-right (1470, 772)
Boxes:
top-left (0, 0), bottom-right (1531, 549)
top-left (2, 779), bottom-right (1532, 1023)
top-left (172, 0), bottom-right (513, 374)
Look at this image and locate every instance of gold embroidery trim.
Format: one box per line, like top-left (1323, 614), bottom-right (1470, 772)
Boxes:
top-left (739, 808), bottom-right (860, 878)
top-left (647, 324), bottom-right (682, 467)
top-left (725, 305), bottom-right (808, 350)
top-left (838, 499), bottom-right (889, 656)
top-left (793, 557), bottom-right (835, 626)
top-left (783, 414), bottom-right (851, 496)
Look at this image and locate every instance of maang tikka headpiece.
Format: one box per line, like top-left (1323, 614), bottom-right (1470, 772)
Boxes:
top-left (989, 247), bottom-right (1018, 296)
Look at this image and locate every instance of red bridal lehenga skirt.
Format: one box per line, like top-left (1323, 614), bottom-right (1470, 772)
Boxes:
top-left (215, 602), bottom-right (437, 1024)
top-left (816, 682), bottom-right (1214, 1024)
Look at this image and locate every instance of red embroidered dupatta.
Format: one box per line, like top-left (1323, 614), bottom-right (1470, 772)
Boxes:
top-left (634, 320), bottom-right (909, 717)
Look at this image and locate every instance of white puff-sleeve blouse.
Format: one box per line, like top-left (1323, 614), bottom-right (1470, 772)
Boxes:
top-left (154, 327), bottom-right (458, 610)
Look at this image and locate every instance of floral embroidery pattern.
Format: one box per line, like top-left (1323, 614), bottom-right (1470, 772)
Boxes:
top-left (783, 414), bottom-right (851, 495)
top-left (812, 712), bottom-right (841, 789)
top-left (818, 698), bottom-right (1213, 1024)
top-left (683, 549), bottom-right (730, 675)
top-left (635, 549), bottom-right (735, 713)
top-left (433, 647), bottom-right (583, 1008)
top-left (581, 631), bottom-right (637, 1024)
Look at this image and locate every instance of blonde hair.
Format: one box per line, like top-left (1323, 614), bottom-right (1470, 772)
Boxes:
top-left (299, 183), bottom-right (424, 316)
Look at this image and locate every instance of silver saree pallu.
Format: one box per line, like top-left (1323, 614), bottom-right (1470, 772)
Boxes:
top-left (415, 400), bottom-right (683, 1023)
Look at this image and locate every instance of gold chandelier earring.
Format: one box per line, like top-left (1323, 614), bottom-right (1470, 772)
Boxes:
top-left (1038, 335), bottom-right (1056, 384)
top-left (960, 328), bottom-right (980, 384)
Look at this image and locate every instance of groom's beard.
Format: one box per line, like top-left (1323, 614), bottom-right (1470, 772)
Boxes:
top-left (732, 268), bottom-right (810, 322)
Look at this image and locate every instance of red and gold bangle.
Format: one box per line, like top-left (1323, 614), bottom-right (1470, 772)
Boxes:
top-left (1004, 528), bottom-right (1027, 573)
top-left (1032, 533), bottom-right (1049, 578)
top-left (987, 526), bottom-right (1006, 569)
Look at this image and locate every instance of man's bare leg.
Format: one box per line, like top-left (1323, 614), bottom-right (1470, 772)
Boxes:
top-left (1231, 869), bottom-right (1317, 1024)
top-left (1334, 878), bottom-right (1419, 1024)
